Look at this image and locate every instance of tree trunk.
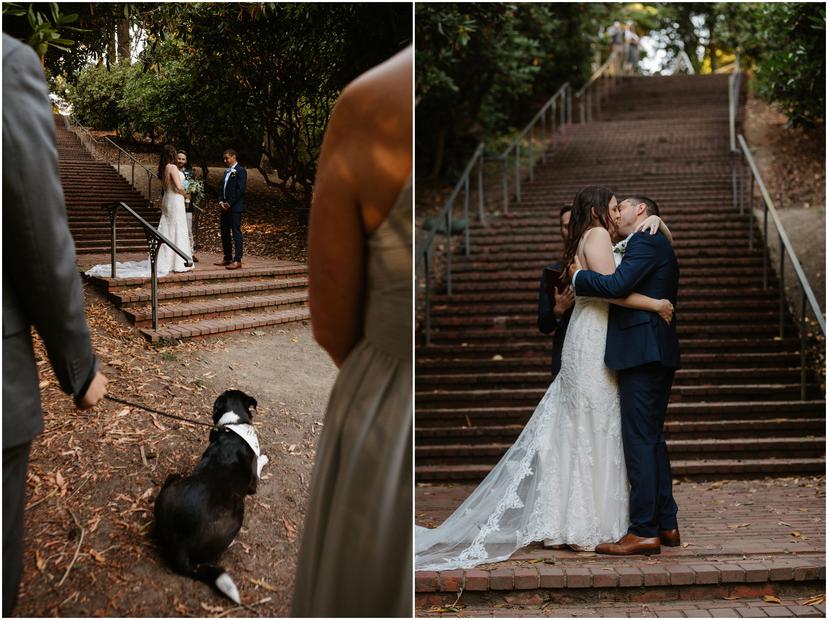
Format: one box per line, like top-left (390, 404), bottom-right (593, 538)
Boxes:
top-left (117, 19), bottom-right (130, 64)
top-left (106, 29), bottom-right (116, 68)
top-left (430, 126), bottom-right (446, 179)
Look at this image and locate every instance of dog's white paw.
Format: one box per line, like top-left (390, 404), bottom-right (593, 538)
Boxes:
top-left (256, 454), bottom-right (269, 478)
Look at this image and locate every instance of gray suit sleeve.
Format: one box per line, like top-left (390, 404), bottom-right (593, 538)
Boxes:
top-left (2, 41), bottom-right (96, 398)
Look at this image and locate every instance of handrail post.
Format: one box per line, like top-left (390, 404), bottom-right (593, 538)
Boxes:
top-left (762, 199), bottom-right (769, 288)
top-left (106, 203), bottom-right (119, 278)
top-left (779, 234), bottom-right (785, 337)
top-left (446, 205), bottom-right (453, 295)
top-left (149, 236), bottom-right (160, 330)
top-left (424, 250), bottom-right (431, 346)
top-left (501, 156), bottom-right (508, 213)
top-left (738, 153), bottom-right (744, 214)
top-left (551, 100), bottom-right (556, 149)
top-left (463, 175), bottom-right (470, 256)
top-left (132, 161), bottom-right (135, 186)
top-left (515, 142), bottom-right (521, 203)
top-left (800, 289), bottom-right (807, 400)
top-left (528, 130), bottom-right (534, 182)
top-left (477, 155), bottom-right (485, 226)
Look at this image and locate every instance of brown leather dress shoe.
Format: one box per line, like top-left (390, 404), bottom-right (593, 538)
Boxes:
top-left (660, 529), bottom-right (681, 547)
top-left (214, 259), bottom-right (231, 266)
top-left (225, 261), bottom-right (242, 270)
top-left (595, 533), bottom-right (661, 556)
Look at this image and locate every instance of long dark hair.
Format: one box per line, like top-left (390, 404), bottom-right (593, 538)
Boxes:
top-left (158, 144), bottom-right (177, 180)
top-left (562, 186), bottom-right (615, 279)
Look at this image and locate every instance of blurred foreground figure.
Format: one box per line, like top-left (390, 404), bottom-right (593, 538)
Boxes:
top-left (3, 34), bottom-right (107, 615)
top-left (291, 46), bottom-right (413, 617)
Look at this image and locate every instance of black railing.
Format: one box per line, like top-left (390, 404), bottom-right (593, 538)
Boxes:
top-left (104, 202), bottom-right (193, 331)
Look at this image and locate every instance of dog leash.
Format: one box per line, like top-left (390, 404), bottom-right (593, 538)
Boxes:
top-left (104, 394), bottom-right (215, 429)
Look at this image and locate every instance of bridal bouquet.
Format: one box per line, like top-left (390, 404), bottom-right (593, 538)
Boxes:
top-left (187, 178), bottom-right (205, 205)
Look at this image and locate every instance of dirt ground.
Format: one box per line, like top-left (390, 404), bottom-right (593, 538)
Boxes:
top-left (13, 284), bottom-right (337, 617)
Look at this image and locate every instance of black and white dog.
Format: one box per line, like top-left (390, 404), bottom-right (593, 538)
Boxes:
top-left (154, 389), bottom-right (268, 603)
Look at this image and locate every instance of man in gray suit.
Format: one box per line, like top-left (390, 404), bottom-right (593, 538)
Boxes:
top-left (3, 34), bottom-right (108, 614)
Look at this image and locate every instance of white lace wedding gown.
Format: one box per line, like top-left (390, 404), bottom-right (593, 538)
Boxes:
top-left (415, 243), bottom-right (629, 571)
top-left (85, 170), bottom-right (193, 278)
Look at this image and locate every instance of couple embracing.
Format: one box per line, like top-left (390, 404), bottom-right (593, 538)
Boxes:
top-left (416, 186), bottom-right (681, 569)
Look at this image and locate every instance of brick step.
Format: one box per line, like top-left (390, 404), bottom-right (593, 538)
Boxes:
top-left (425, 323), bottom-right (787, 343)
top-left (415, 437), bottom-right (826, 465)
top-left (469, 213), bottom-right (749, 229)
top-left (413, 400), bottom-right (826, 426)
top-left (415, 384), bottom-right (823, 408)
top-left (466, 229), bottom-right (754, 245)
top-left (459, 242), bottom-right (762, 258)
top-left (441, 277), bottom-right (778, 293)
top-left (416, 338), bottom-right (801, 358)
top-left (430, 299), bottom-right (785, 317)
top-left (416, 351), bottom-right (801, 371)
top-left (124, 290), bottom-right (309, 326)
top-left (416, 418), bottom-right (826, 443)
top-left (444, 250), bottom-right (768, 268)
top-left (106, 276), bottom-right (308, 306)
top-left (139, 306), bottom-right (310, 342)
top-left (415, 457), bottom-right (826, 481)
top-left (74, 239), bottom-right (151, 251)
top-left (428, 287), bottom-right (783, 304)
top-left (447, 265), bottom-right (768, 281)
top-left (416, 367), bottom-right (804, 388)
top-left (86, 264), bottom-right (307, 291)
top-left (415, 559), bottom-right (825, 608)
top-left (429, 311), bottom-right (786, 329)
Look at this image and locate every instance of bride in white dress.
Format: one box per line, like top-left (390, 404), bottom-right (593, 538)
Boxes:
top-left (85, 144), bottom-right (193, 278)
top-left (415, 186), bottom-right (674, 571)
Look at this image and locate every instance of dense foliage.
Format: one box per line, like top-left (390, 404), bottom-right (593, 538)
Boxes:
top-left (713, 2), bottom-right (825, 125)
top-left (3, 2), bottom-right (410, 206)
top-left (416, 3), bottom-right (605, 178)
top-left (416, 2), bottom-right (825, 178)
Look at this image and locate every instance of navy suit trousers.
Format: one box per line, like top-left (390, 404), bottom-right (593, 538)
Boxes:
top-left (617, 363), bottom-right (678, 537)
top-left (220, 210), bottom-right (243, 262)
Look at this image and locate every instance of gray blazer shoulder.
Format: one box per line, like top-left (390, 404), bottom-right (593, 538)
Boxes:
top-left (2, 34), bottom-right (96, 448)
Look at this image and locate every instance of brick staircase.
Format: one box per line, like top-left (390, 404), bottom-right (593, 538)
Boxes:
top-left (57, 117), bottom-right (310, 341)
top-left (416, 75), bottom-right (826, 481)
top-left (55, 116), bottom-right (156, 254)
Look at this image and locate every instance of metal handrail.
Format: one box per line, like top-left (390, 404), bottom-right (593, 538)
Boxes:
top-left (416, 143), bottom-right (485, 345)
top-left (492, 82), bottom-right (572, 210)
top-left (574, 49), bottom-right (621, 124)
top-left (734, 136), bottom-right (825, 399)
top-left (104, 201), bottom-right (193, 330)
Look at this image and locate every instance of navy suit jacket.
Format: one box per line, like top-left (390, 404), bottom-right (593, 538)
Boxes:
top-left (574, 231), bottom-right (680, 371)
top-left (219, 164), bottom-right (246, 213)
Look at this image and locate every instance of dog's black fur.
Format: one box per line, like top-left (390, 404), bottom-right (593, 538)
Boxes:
top-left (154, 390), bottom-right (259, 602)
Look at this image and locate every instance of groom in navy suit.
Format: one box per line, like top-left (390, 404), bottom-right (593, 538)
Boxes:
top-left (215, 149), bottom-right (247, 270)
top-left (570, 196), bottom-right (680, 555)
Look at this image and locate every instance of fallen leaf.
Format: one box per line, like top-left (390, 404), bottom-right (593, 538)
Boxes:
top-left (200, 602), bottom-right (225, 613)
top-left (35, 549), bottom-right (46, 571)
top-left (802, 594), bottom-right (825, 606)
top-left (89, 548), bottom-right (106, 564)
top-left (790, 531), bottom-right (802, 538)
top-left (55, 471), bottom-right (67, 497)
top-left (492, 354), bottom-right (504, 361)
top-left (728, 523), bottom-right (751, 529)
top-left (39, 380), bottom-right (50, 389)
top-left (763, 595), bottom-right (782, 604)
top-left (250, 577), bottom-right (277, 591)
top-left (778, 521), bottom-right (792, 527)
top-left (283, 517), bottom-right (297, 540)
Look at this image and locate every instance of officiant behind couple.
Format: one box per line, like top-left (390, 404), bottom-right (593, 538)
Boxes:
top-left (416, 186), bottom-right (681, 570)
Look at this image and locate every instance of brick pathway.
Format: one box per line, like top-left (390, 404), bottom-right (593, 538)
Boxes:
top-left (418, 598), bottom-right (827, 617)
top-left (416, 477), bottom-right (825, 616)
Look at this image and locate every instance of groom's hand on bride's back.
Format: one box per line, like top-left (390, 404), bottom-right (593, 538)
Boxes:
top-left (567, 256), bottom-right (583, 281)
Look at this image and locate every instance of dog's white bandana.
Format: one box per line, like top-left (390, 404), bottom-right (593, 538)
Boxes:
top-left (216, 412), bottom-right (269, 478)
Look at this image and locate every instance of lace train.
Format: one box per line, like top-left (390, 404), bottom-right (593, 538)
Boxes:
top-left (415, 296), bottom-right (629, 571)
